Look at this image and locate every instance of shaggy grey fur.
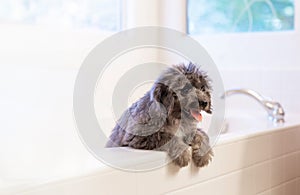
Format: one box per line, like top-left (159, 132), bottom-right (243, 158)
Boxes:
top-left (106, 63), bottom-right (213, 167)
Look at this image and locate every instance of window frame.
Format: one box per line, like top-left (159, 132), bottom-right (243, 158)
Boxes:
top-left (183, 0), bottom-right (299, 71)
top-left (186, 0), bottom-right (296, 35)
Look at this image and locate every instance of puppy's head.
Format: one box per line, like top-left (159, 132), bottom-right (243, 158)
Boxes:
top-left (151, 62), bottom-right (212, 122)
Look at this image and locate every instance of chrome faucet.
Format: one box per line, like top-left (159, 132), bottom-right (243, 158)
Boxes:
top-left (223, 89), bottom-right (285, 123)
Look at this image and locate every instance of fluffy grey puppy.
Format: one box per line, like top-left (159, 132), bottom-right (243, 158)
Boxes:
top-left (106, 63), bottom-right (213, 168)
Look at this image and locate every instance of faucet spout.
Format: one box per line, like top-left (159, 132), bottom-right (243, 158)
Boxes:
top-left (223, 89), bottom-right (285, 123)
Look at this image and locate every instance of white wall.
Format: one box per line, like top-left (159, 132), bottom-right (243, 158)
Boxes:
top-left (193, 30), bottom-right (300, 114)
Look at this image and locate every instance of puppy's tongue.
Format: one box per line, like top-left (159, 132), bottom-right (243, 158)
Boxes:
top-left (190, 110), bottom-right (202, 122)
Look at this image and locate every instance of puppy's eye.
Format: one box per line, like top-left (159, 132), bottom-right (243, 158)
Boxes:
top-left (182, 84), bottom-right (192, 93)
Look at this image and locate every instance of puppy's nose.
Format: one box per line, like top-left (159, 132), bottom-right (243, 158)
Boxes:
top-left (198, 101), bottom-right (207, 108)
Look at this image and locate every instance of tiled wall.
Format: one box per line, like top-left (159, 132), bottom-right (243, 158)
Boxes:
top-left (168, 152), bottom-right (299, 195)
top-left (220, 69), bottom-right (300, 114)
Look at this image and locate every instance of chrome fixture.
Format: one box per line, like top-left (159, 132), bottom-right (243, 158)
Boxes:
top-left (223, 89), bottom-right (285, 123)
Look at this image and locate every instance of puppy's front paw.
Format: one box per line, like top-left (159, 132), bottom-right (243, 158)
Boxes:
top-left (192, 148), bottom-right (213, 167)
top-left (192, 130), bottom-right (213, 167)
top-left (172, 149), bottom-right (191, 167)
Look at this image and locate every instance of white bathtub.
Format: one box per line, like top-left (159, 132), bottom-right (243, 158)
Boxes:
top-left (1, 113), bottom-right (299, 195)
top-left (0, 68), bottom-right (299, 195)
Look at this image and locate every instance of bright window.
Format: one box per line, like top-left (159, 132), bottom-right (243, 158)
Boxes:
top-left (0, 0), bottom-right (120, 31)
top-left (187, 0), bottom-right (295, 34)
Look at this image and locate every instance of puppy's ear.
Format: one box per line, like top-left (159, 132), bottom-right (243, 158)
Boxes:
top-left (152, 83), bottom-right (180, 118)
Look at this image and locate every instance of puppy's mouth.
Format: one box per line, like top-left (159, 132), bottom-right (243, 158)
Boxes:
top-left (190, 109), bottom-right (202, 122)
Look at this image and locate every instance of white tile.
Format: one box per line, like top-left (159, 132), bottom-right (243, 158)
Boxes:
top-left (283, 152), bottom-right (300, 181)
top-left (253, 161), bottom-right (271, 193)
top-left (257, 178), bottom-right (299, 195)
top-left (136, 141), bottom-right (249, 195)
top-left (19, 170), bottom-right (137, 195)
top-left (167, 167), bottom-right (255, 195)
top-left (257, 191), bottom-right (271, 195)
top-left (284, 179), bottom-right (299, 195)
top-left (297, 178), bottom-right (300, 195)
top-left (297, 153), bottom-right (300, 178)
top-left (253, 151), bottom-right (300, 194)
top-left (284, 128), bottom-right (300, 154)
top-left (270, 131), bottom-right (286, 158)
top-left (242, 135), bottom-right (271, 166)
top-left (270, 156), bottom-right (285, 188)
